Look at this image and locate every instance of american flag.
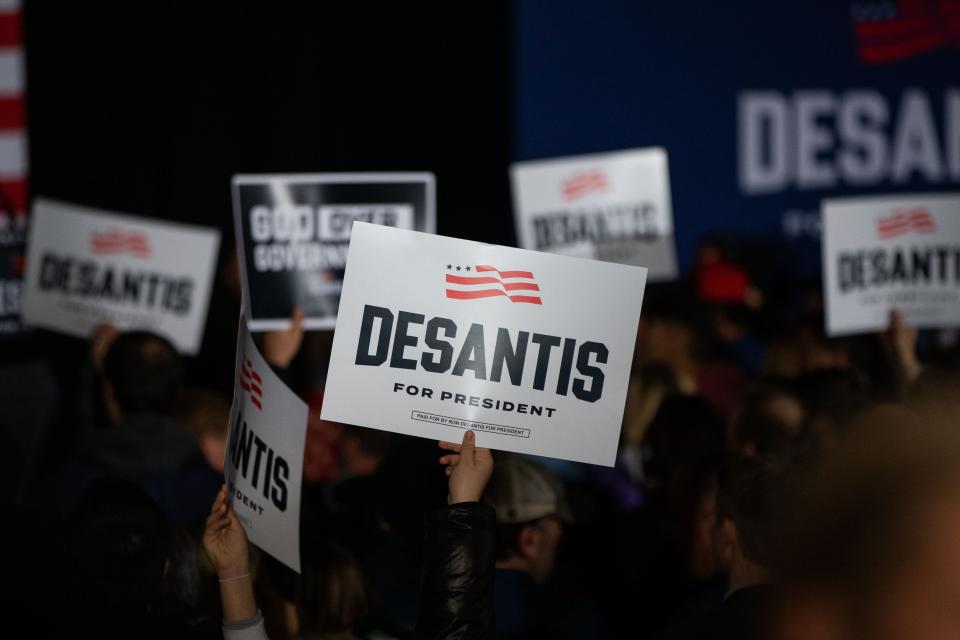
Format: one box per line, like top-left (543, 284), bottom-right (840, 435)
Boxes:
top-left (239, 357), bottom-right (263, 410)
top-left (90, 229), bottom-right (152, 258)
top-left (851, 0), bottom-right (960, 64)
top-left (876, 209), bottom-right (937, 239)
top-left (445, 264), bottom-right (542, 305)
top-left (561, 169), bottom-right (609, 201)
top-left (0, 0), bottom-right (26, 226)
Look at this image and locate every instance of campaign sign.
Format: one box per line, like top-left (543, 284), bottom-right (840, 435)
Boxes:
top-left (822, 194), bottom-right (960, 336)
top-left (510, 148), bottom-right (677, 281)
top-left (21, 199), bottom-right (220, 354)
top-left (321, 223), bottom-right (647, 466)
top-left (232, 173), bottom-right (436, 331)
top-left (225, 317), bottom-right (309, 573)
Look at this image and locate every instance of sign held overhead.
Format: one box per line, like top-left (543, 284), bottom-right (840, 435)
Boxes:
top-left (321, 223), bottom-right (647, 467)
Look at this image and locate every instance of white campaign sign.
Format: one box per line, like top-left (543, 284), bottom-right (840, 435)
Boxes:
top-left (822, 194), bottom-right (960, 336)
top-left (510, 147), bottom-right (677, 281)
top-left (321, 223), bottom-right (647, 466)
top-left (21, 199), bottom-right (220, 354)
top-left (225, 317), bottom-right (308, 573)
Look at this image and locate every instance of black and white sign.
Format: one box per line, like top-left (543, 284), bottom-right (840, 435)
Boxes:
top-left (21, 199), bottom-right (220, 354)
top-left (321, 223), bottom-right (647, 466)
top-left (225, 316), bottom-right (308, 573)
top-left (822, 194), bottom-right (960, 336)
top-left (232, 173), bottom-right (436, 331)
top-left (510, 148), bottom-right (677, 281)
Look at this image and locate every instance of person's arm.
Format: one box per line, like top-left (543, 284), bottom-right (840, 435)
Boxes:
top-left (203, 485), bottom-right (268, 640)
top-left (883, 309), bottom-right (923, 390)
top-left (416, 430), bottom-right (496, 640)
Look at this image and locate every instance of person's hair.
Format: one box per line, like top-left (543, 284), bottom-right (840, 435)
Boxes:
top-left (731, 384), bottom-right (804, 455)
top-left (642, 395), bottom-right (725, 493)
top-left (103, 331), bottom-right (183, 414)
top-left (716, 454), bottom-right (792, 568)
top-left (341, 424), bottom-right (393, 459)
top-left (269, 539), bottom-right (371, 636)
top-left (70, 479), bottom-right (171, 612)
top-left (175, 388), bottom-right (230, 438)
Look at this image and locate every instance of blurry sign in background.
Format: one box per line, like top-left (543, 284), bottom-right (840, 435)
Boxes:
top-left (514, 0), bottom-right (960, 277)
top-left (21, 199), bottom-right (220, 354)
top-left (511, 148), bottom-right (677, 281)
top-left (822, 193), bottom-right (960, 335)
top-left (232, 173), bottom-right (436, 331)
top-left (321, 223), bottom-right (647, 466)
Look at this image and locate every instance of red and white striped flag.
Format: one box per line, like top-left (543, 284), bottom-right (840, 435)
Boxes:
top-left (90, 229), bottom-right (152, 258)
top-left (240, 357), bottom-right (264, 409)
top-left (876, 209), bottom-right (937, 239)
top-left (444, 264), bottom-right (542, 305)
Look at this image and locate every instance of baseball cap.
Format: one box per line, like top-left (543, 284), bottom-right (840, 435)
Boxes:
top-left (483, 456), bottom-right (573, 524)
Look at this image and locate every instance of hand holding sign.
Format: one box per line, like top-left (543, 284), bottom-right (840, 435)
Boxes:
top-left (439, 430), bottom-right (494, 504)
top-left (263, 307), bottom-right (305, 368)
top-left (203, 485), bottom-right (250, 579)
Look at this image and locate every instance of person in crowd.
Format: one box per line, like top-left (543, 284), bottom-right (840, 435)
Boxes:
top-left (65, 477), bottom-right (220, 638)
top-left (203, 429), bottom-right (495, 640)
top-left (773, 403), bottom-right (960, 640)
top-left (479, 454), bottom-right (598, 639)
top-left (728, 384), bottom-right (805, 457)
top-left (177, 388), bottom-right (231, 473)
top-left (659, 454), bottom-right (791, 639)
top-left (46, 330), bottom-right (220, 527)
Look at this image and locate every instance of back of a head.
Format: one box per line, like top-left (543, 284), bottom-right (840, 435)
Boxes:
top-left (270, 539), bottom-right (370, 637)
top-left (103, 331), bottom-right (183, 415)
top-left (731, 385), bottom-right (806, 457)
top-left (773, 405), bottom-right (960, 639)
top-left (717, 454), bottom-right (793, 569)
top-left (70, 479), bottom-right (171, 615)
top-left (642, 395), bottom-right (725, 492)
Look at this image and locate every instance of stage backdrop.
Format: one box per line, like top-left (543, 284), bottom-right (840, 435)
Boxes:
top-left (513, 0), bottom-right (960, 276)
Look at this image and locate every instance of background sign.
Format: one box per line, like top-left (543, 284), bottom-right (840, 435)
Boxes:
top-left (822, 193), bottom-right (960, 335)
top-left (232, 173), bottom-right (436, 331)
top-left (321, 223), bottom-right (647, 466)
top-left (225, 317), bottom-right (308, 573)
top-left (514, 1), bottom-right (960, 276)
top-left (21, 198), bottom-right (220, 354)
top-left (511, 148), bottom-right (677, 280)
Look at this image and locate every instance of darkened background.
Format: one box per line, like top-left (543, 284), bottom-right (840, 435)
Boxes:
top-left (22, 2), bottom-right (513, 246)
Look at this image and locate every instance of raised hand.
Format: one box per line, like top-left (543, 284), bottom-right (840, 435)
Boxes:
top-left (202, 485), bottom-right (250, 579)
top-left (438, 430), bottom-right (494, 504)
top-left (263, 307), bottom-right (305, 368)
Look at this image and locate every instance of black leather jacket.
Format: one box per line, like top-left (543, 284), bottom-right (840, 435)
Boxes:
top-left (416, 502), bottom-right (496, 640)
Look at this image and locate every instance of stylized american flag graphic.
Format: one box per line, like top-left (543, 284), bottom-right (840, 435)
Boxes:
top-left (851, 0), bottom-right (960, 64)
top-left (444, 264), bottom-right (542, 305)
top-left (90, 229), bottom-right (151, 258)
top-left (876, 209), bottom-right (937, 239)
top-left (561, 169), bottom-right (609, 201)
top-left (239, 357), bottom-right (263, 409)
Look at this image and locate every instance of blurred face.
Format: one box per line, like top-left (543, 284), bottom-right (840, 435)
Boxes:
top-left (778, 482), bottom-right (960, 640)
top-left (526, 516), bottom-right (563, 584)
top-left (868, 483), bottom-right (960, 640)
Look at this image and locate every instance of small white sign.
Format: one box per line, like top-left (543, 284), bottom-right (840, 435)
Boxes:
top-left (321, 223), bottom-right (647, 467)
top-left (225, 316), bottom-right (309, 573)
top-left (21, 198), bottom-right (220, 354)
top-left (822, 193), bottom-right (960, 336)
top-left (510, 148), bottom-right (677, 281)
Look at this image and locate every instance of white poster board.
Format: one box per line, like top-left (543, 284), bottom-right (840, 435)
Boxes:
top-left (321, 223), bottom-right (647, 467)
top-left (21, 198), bottom-right (220, 354)
top-left (510, 147), bottom-right (677, 281)
top-left (225, 316), bottom-right (308, 573)
top-left (822, 193), bottom-right (960, 336)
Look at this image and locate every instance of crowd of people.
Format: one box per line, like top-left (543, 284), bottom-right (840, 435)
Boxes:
top-left (2, 241), bottom-right (960, 639)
